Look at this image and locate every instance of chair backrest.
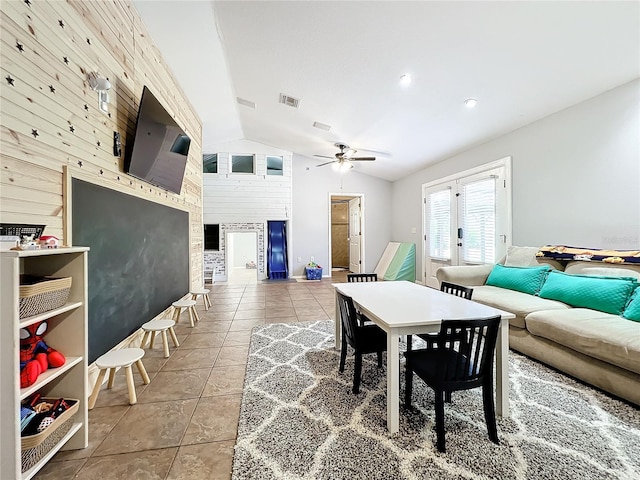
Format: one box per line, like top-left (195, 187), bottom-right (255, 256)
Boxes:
top-left (347, 273), bottom-right (378, 283)
top-left (440, 281), bottom-right (473, 300)
top-left (336, 290), bottom-right (359, 347)
top-left (436, 315), bottom-right (500, 385)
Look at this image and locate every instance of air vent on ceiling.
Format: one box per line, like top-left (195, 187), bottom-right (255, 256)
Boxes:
top-left (279, 93), bottom-right (300, 108)
top-left (313, 121), bottom-right (331, 131)
top-left (236, 97), bottom-right (256, 109)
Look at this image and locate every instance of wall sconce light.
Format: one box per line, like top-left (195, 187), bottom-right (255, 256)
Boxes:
top-left (87, 72), bottom-right (111, 113)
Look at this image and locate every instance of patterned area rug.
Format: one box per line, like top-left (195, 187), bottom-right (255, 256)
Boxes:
top-left (232, 321), bottom-right (640, 480)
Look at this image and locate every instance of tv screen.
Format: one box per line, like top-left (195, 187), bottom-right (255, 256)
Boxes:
top-left (125, 86), bottom-right (191, 194)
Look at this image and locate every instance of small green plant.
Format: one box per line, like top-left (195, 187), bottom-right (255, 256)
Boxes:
top-left (307, 261), bottom-right (321, 269)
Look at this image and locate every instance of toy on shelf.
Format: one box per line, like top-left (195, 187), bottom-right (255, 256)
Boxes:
top-left (19, 321), bottom-right (66, 388)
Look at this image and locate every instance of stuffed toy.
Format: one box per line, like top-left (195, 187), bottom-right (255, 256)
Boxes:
top-left (20, 321), bottom-right (65, 388)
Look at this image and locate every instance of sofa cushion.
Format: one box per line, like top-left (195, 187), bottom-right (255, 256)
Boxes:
top-left (538, 271), bottom-right (637, 315)
top-left (471, 285), bottom-right (570, 329)
top-left (623, 287), bottom-right (640, 322)
top-left (486, 264), bottom-right (551, 295)
top-left (565, 260), bottom-right (640, 280)
top-left (525, 309), bottom-right (640, 375)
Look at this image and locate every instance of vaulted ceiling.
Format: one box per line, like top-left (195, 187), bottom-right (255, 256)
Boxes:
top-left (134, 1), bottom-right (640, 181)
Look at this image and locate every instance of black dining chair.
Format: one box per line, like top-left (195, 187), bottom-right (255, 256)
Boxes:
top-left (407, 282), bottom-right (474, 349)
top-left (347, 273), bottom-right (378, 283)
top-left (336, 290), bottom-right (387, 394)
top-left (346, 273), bottom-right (378, 325)
top-left (404, 315), bottom-right (501, 453)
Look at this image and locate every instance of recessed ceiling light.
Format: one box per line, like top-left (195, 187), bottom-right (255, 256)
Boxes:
top-left (399, 74), bottom-right (412, 86)
top-left (464, 98), bottom-right (478, 108)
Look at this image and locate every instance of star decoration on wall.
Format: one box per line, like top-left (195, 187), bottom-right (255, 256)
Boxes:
top-left (6, 75), bottom-right (15, 86)
top-left (100, 169), bottom-right (104, 175)
top-left (58, 20), bottom-right (65, 28)
top-left (69, 126), bottom-right (75, 133)
top-left (78, 161), bottom-right (83, 167)
top-left (16, 42), bottom-right (24, 53)
top-left (86, 38), bottom-right (91, 45)
top-left (108, 112), bottom-right (112, 118)
top-left (31, 129), bottom-right (39, 138)
top-left (49, 85), bottom-right (55, 93)
top-left (84, 104), bottom-right (89, 111)
top-left (97, 141), bottom-right (101, 147)
top-left (63, 56), bottom-right (69, 65)
top-left (24, 0), bottom-right (31, 6)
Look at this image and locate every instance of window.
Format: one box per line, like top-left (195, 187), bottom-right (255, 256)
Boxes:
top-left (204, 224), bottom-right (220, 250)
top-left (428, 188), bottom-right (451, 260)
top-left (203, 154), bottom-right (217, 173)
top-left (461, 177), bottom-right (496, 264)
top-left (231, 154), bottom-right (254, 174)
top-left (266, 155), bottom-right (283, 175)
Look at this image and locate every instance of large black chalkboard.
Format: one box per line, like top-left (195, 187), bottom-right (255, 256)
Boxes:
top-left (72, 178), bottom-right (189, 363)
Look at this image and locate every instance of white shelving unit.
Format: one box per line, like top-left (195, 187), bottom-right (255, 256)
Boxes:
top-left (1, 247), bottom-right (89, 480)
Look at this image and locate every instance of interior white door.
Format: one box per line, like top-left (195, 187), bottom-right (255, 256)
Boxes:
top-left (423, 162), bottom-right (511, 288)
top-left (348, 197), bottom-right (362, 273)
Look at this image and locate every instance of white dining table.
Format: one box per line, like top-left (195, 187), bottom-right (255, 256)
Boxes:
top-left (333, 280), bottom-right (515, 434)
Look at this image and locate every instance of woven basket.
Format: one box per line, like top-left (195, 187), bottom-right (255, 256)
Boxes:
top-left (21, 399), bottom-right (78, 472)
top-left (19, 277), bottom-right (72, 319)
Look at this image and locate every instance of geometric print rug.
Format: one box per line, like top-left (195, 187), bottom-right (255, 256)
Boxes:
top-left (232, 321), bottom-right (640, 480)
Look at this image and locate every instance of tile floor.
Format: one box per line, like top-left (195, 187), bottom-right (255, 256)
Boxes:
top-left (34, 272), bottom-right (346, 480)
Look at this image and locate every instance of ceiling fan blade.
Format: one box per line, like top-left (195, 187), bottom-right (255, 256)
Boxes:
top-left (350, 157), bottom-right (376, 161)
top-left (316, 160), bottom-right (338, 167)
top-left (314, 155), bottom-right (334, 159)
top-left (343, 149), bottom-right (357, 159)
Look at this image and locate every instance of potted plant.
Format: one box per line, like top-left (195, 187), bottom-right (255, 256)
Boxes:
top-left (305, 261), bottom-right (323, 280)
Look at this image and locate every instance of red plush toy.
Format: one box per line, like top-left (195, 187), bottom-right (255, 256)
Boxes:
top-left (20, 321), bottom-right (66, 388)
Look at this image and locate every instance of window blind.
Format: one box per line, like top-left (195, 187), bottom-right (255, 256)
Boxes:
top-left (462, 177), bottom-right (496, 264)
top-left (429, 188), bottom-right (451, 259)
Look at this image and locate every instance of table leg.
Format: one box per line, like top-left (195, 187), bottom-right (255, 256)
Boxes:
top-left (334, 291), bottom-right (341, 350)
top-left (387, 331), bottom-right (400, 434)
top-left (495, 317), bottom-right (510, 417)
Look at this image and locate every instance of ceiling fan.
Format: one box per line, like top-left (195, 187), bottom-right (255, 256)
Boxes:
top-left (315, 143), bottom-right (376, 170)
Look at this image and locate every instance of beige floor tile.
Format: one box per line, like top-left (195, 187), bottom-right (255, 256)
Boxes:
top-left (74, 448), bottom-right (177, 480)
top-left (167, 441), bottom-right (235, 480)
top-left (214, 346), bottom-right (249, 366)
top-left (94, 399), bottom-right (197, 456)
top-left (190, 320), bottom-right (232, 332)
top-left (237, 301), bottom-right (265, 310)
top-left (266, 307), bottom-right (296, 318)
top-left (233, 309), bottom-right (265, 320)
top-left (296, 312), bottom-right (330, 322)
top-left (200, 311), bottom-right (236, 321)
top-left (138, 368), bottom-right (210, 403)
top-left (229, 318), bottom-right (265, 331)
top-left (182, 395), bottom-right (242, 444)
top-left (162, 347), bottom-right (220, 371)
top-left (179, 332), bottom-right (226, 349)
top-left (202, 365), bottom-right (247, 397)
top-left (223, 330), bottom-right (252, 346)
top-left (209, 303), bottom-right (240, 313)
top-left (265, 316), bottom-right (300, 324)
top-left (91, 370), bottom-right (157, 408)
top-left (33, 459), bottom-right (87, 479)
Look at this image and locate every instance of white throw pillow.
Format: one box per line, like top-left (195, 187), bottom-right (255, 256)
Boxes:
top-left (504, 246), bottom-right (542, 267)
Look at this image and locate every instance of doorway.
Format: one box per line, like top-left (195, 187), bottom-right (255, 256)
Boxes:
top-left (329, 194), bottom-right (365, 274)
top-left (422, 157), bottom-right (512, 288)
top-left (226, 231), bottom-right (258, 284)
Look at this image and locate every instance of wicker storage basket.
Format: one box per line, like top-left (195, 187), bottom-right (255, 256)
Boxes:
top-left (19, 276), bottom-right (72, 319)
top-left (21, 398), bottom-right (79, 472)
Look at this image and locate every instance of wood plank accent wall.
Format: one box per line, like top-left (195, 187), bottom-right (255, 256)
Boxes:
top-left (0, 0), bottom-right (203, 287)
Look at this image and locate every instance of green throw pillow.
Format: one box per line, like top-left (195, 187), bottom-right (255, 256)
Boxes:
top-left (623, 287), bottom-right (640, 322)
top-left (485, 264), bottom-right (551, 295)
top-left (539, 271), bottom-right (637, 315)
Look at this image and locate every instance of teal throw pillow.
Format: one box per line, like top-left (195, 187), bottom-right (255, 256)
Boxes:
top-left (485, 264), bottom-right (551, 295)
top-left (539, 271), bottom-right (637, 315)
top-left (623, 287), bottom-right (640, 322)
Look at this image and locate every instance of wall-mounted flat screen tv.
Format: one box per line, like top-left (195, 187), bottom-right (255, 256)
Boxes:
top-left (124, 86), bottom-right (191, 194)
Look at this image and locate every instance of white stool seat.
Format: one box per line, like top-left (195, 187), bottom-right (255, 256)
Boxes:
top-left (89, 347), bottom-right (150, 409)
top-left (172, 299), bottom-right (199, 327)
top-left (190, 288), bottom-right (212, 311)
top-left (140, 319), bottom-right (179, 357)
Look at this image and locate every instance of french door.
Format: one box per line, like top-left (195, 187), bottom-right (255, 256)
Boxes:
top-left (423, 159), bottom-right (511, 287)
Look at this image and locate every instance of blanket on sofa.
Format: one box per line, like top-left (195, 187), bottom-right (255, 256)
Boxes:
top-left (537, 245), bottom-right (640, 264)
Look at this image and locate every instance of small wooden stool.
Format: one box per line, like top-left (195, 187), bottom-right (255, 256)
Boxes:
top-left (172, 299), bottom-right (199, 327)
top-left (88, 348), bottom-right (150, 409)
top-left (191, 288), bottom-right (212, 310)
top-left (140, 318), bottom-right (180, 357)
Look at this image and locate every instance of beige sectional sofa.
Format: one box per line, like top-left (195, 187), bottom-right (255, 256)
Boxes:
top-left (436, 247), bottom-right (640, 406)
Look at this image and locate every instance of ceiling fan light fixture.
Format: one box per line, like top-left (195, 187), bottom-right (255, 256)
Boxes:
top-left (464, 98), bottom-right (478, 108)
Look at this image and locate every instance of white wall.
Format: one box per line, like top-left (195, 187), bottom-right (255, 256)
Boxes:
top-left (391, 79), bottom-right (640, 280)
top-left (292, 156), bottom-right (393, 277)
top-left (230, 232), bottom-right (257, 267)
